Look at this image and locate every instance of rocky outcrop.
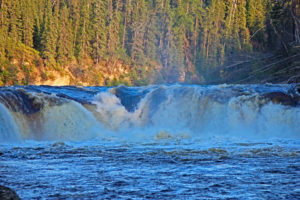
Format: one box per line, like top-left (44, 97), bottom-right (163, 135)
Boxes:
top-left (263, 92), bottom-right (299, 106)
top-left (0, 186), bottom-right (21, 200)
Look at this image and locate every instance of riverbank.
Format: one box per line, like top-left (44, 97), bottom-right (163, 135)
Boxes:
top-left (1, 49), bottom-right (300, 87)
top-left (0, 45), bottom-right (160, 86)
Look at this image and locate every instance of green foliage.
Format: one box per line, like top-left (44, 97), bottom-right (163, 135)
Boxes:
top-left (0, 0), bottom-right (295, 85)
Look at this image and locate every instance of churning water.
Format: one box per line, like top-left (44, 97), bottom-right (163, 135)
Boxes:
top-left (0, 84), bottom-right (299, 199)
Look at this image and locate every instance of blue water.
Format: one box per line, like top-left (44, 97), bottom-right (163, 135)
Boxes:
top-left (1, 139), bottom-right (299, 199)
top-left (0, 84), bottom-right (300, 199)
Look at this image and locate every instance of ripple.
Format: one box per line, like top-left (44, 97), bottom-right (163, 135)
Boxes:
top-left (0, 140), bottom-right (299, 199)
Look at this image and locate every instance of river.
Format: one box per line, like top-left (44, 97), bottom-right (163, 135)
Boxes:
top-left (0, 84), bottom-right (299, 199)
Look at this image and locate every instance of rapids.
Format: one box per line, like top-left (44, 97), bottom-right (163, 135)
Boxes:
top-left (0, 84), bottom-right (299, 141)
top-left (0, 84), bottom-right (299, 199)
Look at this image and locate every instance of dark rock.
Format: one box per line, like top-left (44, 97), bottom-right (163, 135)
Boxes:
top-left (287, 76), bottom-right (300, 84)
top-left (0, 88), bottom-right (67, 115)
top-left (113, 85), bottom-right (149, 112)
top-left (263, 92), bottom-right (298, 106)
top-left (0, 186), bottom-right (21, 200)
top-left (296, 84), bottom-right (300, 94)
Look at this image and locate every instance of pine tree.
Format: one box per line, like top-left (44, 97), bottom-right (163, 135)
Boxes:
top-left (56, 3), bottom-right (74, 64)
top-left (143, 7), bottom-right (159, 62)
top-left (5, 0), bottom-right (23, 58)
top-left (40, 0), bottom-right (58, 65)
top-left (32, 0), bottom-right (44, 51)
top-left (129, 0), bottom-right (147, 64)
top-left (76, 0), bottom-right (91, 61)
top-left (247, 0), bottom-right (268, 49)
top-left (0, 0), bottom-right (9, 57)
top-left (0, 0), bottom-right (295, 84)
top-left (20, 0), bottom-right (34, 47)
top-left (107, 0), bottom-right (122, 57)
top-left (90, 0), bottom-right (108, 63)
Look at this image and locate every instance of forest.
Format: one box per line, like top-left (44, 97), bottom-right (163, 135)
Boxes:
top-left (0, 0), bottom-right (299, 85)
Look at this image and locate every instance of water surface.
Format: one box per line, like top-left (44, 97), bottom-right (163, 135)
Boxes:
top-left (0, 84), bottom-right (299, 199)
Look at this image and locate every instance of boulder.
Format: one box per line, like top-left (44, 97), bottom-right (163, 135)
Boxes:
top-left (0, 186), bottom-right (21, 200)
top-left (296, 84), bottom-right (300, 94)
top-left (287, 75), bottom-right (300, 84)
top-left (263, 92), bottom-right (298, 106)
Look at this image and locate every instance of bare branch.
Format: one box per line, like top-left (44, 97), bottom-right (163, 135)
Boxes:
top-left (249, 26), bottom-right (265, 41)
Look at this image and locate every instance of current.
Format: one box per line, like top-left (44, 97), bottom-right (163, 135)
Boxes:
top-left (0, 84), bottom-right (299, 199)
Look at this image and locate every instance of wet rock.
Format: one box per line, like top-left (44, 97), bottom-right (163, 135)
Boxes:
top-left (263, 92), bottom-right (298, 106)
top-left (296, 84), bottom-right (300, 94)
top-left (113, 85), bottom-right (149, 112)
top-left (0, 88), bottom-right (68, 115)
top-left (0, 186), bottom-right (21, 200)
top-left (52, 142), bottom-right (66, 147)
top-left (83, 104), bottom-right (97, 113)
top-left (287, 75), bottom-right (300, 84)
top-left (155, 131), bottom-right (172, 140)
top-left (0, 89), bottom-right (42, 114)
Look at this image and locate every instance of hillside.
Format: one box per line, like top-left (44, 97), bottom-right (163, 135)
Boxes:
top-left (0, 0), bottom-right (300, 86)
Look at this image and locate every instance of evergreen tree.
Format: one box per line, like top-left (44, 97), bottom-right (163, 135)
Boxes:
top-left (20, 0), bottom-right (34, 47)
top-left (76, 0), bottom-right (91, 61)
top-left (0, 0), bottom-right (9, 57)
top-left (56, 3), bottom-right (74, 64)
top-left (90, 0), bottom-right (108, 63)
top-left (129, 0), bottom-right (147, 64)
top-left (107, 0), bottom-right (122, 56)
top-left (247, 0), bottom-right (268, 49)
top-left (0, 0), bottom-right (295, 84)
top-left (40, 0), bottom-right (58, 65)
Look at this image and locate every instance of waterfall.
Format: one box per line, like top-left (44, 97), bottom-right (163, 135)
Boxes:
top-left (0, 84), bottom-right (299, 142)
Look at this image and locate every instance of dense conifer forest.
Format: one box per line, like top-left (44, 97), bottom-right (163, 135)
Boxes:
top-left (0, 0), bottom-right (299, 85)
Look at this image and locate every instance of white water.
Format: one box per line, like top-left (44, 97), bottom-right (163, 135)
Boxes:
top-left (0, 85), bottom-right (299, 199)
top-left (0, 85), bottom-right (299, 142)
top-left (0, 103), bottom-right (21, 142)
top-left (92, 85), bottom-right (300, 140)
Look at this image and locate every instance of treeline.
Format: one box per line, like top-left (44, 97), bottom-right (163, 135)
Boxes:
top-left (0, 0), bottom-right (299, 85)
